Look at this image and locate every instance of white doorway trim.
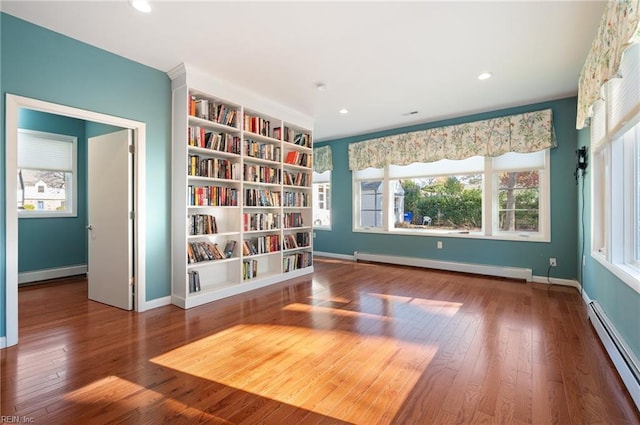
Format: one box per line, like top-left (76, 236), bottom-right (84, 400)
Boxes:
top-left (4, 94), bottom-right (147, 347)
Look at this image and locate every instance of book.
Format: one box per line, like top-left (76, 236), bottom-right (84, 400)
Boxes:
top-left (223, 240), bottom-right (237, 258)
top-left (188, 270), bottom-right (201, 293)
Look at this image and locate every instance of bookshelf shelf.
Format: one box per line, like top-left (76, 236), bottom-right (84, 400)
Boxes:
top-left (170, 64), bottom-right (314, 309)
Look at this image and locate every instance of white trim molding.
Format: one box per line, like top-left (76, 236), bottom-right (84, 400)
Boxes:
top-left (313, 251), bottom-right (356, 261)
top-left (531, 275), bottom-right (581, 290)
top-left (353, 252), bottom-right (533, 281)
top-left (5, 93), bottom-right (147, 347)
top-left (143, 296), bottom-right (172, 311)
top-left (18, 265), bottom-right (87, 285)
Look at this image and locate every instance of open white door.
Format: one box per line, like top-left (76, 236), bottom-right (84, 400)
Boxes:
top-left (87, 129), bottom-right (133, 310)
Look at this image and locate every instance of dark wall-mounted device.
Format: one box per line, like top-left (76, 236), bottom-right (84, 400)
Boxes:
top-left (574, 146), bottom-right (588, 182)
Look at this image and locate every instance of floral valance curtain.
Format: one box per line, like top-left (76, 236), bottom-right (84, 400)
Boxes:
top-left (313, 145), bottom-right (333, 173)
top-left (348, 109), bottom-right (555, 171)
top-left (576, 0), bottom-right (640, 129)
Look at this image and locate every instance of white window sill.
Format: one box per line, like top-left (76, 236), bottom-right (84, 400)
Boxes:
top-left (19, 211), bottom-right (77, 219)
top-left (592, 251), bottom-right (640, 295)
top-left (353, 227), bottom-right (550, 243)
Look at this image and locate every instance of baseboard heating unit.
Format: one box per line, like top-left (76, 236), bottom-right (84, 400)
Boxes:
top-left (588, 301), bottom-right (640, 410)
top-left (353, 252), bottom-right (532, 281)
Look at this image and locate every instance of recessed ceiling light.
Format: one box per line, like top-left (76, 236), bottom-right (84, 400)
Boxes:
top-left (477, 72), bottom-right (493, 80)
top-left (339, 108), bottom-right (349, 114)
top-left (316, 82), bottom-right (327, 91)
top-left (130, 0), bottom-right (152, 13)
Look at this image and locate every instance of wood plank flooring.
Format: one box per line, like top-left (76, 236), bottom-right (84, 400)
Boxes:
top-left (1, 257), bottom-right (638, 424)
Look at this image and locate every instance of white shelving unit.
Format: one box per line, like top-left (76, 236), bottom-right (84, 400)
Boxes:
top-left (169, 64), bottom-right (314, 309)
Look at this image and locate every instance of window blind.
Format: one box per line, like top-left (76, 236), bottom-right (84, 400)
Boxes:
top-left (17, 130), bottom-right (75, 172)
top-left (607, 43), bottom-right (640, 138)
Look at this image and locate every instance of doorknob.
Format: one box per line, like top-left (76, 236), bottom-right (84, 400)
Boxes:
top-left (86, 224), bottom-right (93, 230)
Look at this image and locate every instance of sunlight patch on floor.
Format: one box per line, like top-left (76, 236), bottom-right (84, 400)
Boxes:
top-left (150, 323), bottom-right (438, 422)
top-left (282, 302), bottom-right (395, 321)
top-left (61, 375), bottom-right (230, 422)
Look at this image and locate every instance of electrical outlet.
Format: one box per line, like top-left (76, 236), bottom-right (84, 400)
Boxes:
top-left (549, 257), bottom-right (557, 267)
top-left (437, 241), bottom-right (443, 249)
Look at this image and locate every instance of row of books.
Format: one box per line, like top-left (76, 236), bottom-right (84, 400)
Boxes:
top-left (244, 164), bottom-right (280, 184)
top-left (283, 191), bottom-right (310, 207)
top-left (272, 127), bottom-right (312, 147)
top-left (283, 212), bottom-right (304, 228)
top-left (244, 139), bottom-right (281, 162)
top-left (188, 214), bottom-right (218, 235)
top-left (245, 189), bottom-right (281, 207)
top-left (242, 235), bottom-right (280, 256)
top-left (189, 156), bottom-right (240, 180)
top-left (283, 251), bottom-right (313, 272)
top-left (188, 270), bottom-right (201, 293)
top-left (189, 185), bottom-right (239, 207)
top-left (243, 212), bottom-right (280, 232)
top-left (283, 171), bottom-right (309, 187)
top-left (190, 96), bottom-right (237, 127)
top-left (244, 113), bottom-right (271, 137)
top-left (242, 259), bottom-right (258, 280)
top-left (188, 126), bottom-right (241, 154)
top-left (187, 240), bottom-right (236, 264)
top-left (284, 151), bottom-right (312, 168)
top-left (189, 249), bottom-right (312, 288)
top-left (283, 232), bottom-right (310, 250)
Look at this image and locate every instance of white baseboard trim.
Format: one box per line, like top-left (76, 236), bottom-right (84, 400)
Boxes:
top-left (142, 296), bottom-right (172, 311)
top-left (588, 300), bottom-right (640, 410)
top-left (18, 265), bottom-right (87, 284)
top-left (353, 251), bottom-right (532, 281)
top-left (0, 336), bottom-right (6, 349)
top-left (313, 251), bottom-right (356, 261)
top-left (531, 275), bottom-right (581, 290)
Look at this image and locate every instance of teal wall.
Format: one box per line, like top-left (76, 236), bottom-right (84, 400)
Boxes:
top-left (314, 97), bottom-right (579, 280)
top-left (17, 109), bottom-right (88, 273)
top-left (1, 13), bottom-right (172, 337)
top-left (577, 128), bottom-right (640, 360)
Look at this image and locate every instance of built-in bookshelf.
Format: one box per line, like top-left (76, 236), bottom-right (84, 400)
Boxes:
top-left (170, 64), bottom-right (314, 309)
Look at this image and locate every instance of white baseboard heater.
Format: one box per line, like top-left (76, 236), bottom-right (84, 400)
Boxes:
top-left (588, 301), bottom-right (640, 410)
top-left (353, 252), bottom-right (532, 281)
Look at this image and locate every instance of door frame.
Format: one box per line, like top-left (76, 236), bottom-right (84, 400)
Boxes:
top-left (4, 94), bottom-right (147, 347)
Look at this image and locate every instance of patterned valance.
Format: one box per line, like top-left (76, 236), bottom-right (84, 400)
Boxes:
top-left (313, 145), bottom-right (333, 173)
top-left (576, 0), bottom-right (640, 129)
top-left (348, 109), bottom-right (555, 171)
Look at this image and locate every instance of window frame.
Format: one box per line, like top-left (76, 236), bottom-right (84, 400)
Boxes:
top-left (591, 119), bottom-right (640, 293)
top-left (352, 150), bottom-right (550, 242)
top-left (17, 129), bottom-right (78, 219)
top-left (312, 170), bottom-right (332, 230)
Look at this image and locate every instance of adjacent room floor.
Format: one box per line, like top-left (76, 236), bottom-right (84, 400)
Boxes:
top-left (1, 257), bottom-right (638, 424)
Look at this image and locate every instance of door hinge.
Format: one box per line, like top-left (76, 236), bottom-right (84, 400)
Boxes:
top-left (129, 144), bottom-right (135, 154)
top-left (129, 211), bottom-right (135, 220)
top-left (129, 277), bottom-right (135, 287)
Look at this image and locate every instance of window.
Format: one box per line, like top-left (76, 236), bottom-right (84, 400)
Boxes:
top-left (353, 150), bottom-right (550, 241)
top-left (590, 42), bottom-right (640, 292)
top-left (593, 122), bottom-right (640, 287)
top-left (312, 170), bottom-right (331, 229)
top-left (17, 129), bottom-right (77, 218)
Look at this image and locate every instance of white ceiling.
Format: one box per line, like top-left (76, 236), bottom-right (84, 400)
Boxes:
top-left (1, 1), bottom-right (605, 141)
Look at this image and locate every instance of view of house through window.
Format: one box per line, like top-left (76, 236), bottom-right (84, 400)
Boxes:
top-left (18, 169), bottom-right (68, 211)
top-left (17, 129), bottom-right (77, 217)
top-left (312, 170), bottom-right (331, 229)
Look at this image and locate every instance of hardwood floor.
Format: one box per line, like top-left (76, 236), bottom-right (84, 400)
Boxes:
top-left (2, 257), bottom-right (638, 424)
